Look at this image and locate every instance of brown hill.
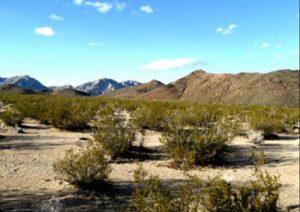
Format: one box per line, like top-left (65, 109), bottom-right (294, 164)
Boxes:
top-left (0, 84), bottom-right (38, 95)
top-left (107, 69), bottom-right (299, 107)
top-left (104, 80), bottom-right (165, 99)
top-left (51, 88), bottom-right (90, 97)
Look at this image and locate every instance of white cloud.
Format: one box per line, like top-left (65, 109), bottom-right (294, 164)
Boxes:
top-left (275, 44), bottom-right (282, 48)
top-left (216, 24), bottom-right (238, 34)
top-left (141, 58), bottom-right (199, 70)
top-left (261, 42), bottom-right (270, 48)
top-left (35, 26), bottom-right (55, 37)
top-left (140, 5), bottom-right (153, 14)
top-left (50, 14), bottom-right (64, 21)
top-left (275, 54), bottom-right (286, 60)
top-left (115, 2), bottom-right (126, 11)
top-left (85, 1), bottom-right (113, 14)
top-left (87, 42), bottom-right (102, 47)
top-left (74, 0), bottom-right (85, 5)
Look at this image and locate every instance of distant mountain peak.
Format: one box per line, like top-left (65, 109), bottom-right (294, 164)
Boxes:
top-left (0, 75), bottom-right (48, 91)
top-left (76, 78), bottom-right (140, 96)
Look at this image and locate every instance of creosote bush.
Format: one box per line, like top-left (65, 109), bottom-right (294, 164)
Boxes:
top-left (46, 100), bottom-right (94, 131)
top-left (161, 116), bottom-right (229, 168)
top-left (129, 165), bottom-right (281, 212)
top-left (131, 104), bottom-right (169, 131)
top-left (0, 108), bottom-right (23, 126)
top-left (93, 108), bottom-right (135, 159)
top-left (53, 147), bottom-right (111, 186)
top-left (249, 108), bottom-right (289, 139)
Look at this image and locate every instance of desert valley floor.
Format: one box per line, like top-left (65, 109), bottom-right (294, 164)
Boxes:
top-left (0, 119), bottom-right (299, 211)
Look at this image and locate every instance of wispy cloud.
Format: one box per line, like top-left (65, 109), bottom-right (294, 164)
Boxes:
top-left (261, 42), bottom-right (270, 48)
top-left (35, 26), bottom-right (55, 37)
top-left (216, 24), bottom-right (238, 34)
top-left (73, 0), bottom-right (85, 5)
top-left (275, 44), bottom-right (282, 48)
top-left (115, 2), bottom-right (126, 11)
top-left (140, 5), bottom-right (153, 14)
top-left (141, 58), bottom-right (199, 70)
top-left (85, 1), bottom-right (113, 14)
top-left (87, 42), bottom-right (102, 47)
top-left (50, 14), bottom-right (64, 21)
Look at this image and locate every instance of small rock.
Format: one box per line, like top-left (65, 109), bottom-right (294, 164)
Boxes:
top-left (15, 124), bottom-right (25, 134)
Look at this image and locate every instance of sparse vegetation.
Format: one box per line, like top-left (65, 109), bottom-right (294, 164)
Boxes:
top-left (0, 93), bottom-right (297, 210)
top-left (129, 166), bottom-right (281, 212)
top-left (0, 107), bottom-right (23, 126)
top-left (249, 107), bottom-right (299, 139)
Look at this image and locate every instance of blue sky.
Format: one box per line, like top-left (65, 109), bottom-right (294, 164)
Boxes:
top-left (0, 0), bottom-right (299, 86)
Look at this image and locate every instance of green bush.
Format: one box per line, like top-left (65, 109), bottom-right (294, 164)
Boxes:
top-left (93, 110), bottom-right (135, 159)
top-left (53, 147), bottom-right (111, 186)
top-left (129, 166), bottom-right (281, 212)
top-left (161, 124), bottom-right (228, 168)
top-left (0, 108), bottom-right (23, 126)
top-left (131, 104), bottom-right (170, 131)
top-left (249, 109), bottom-right (288, 138)
top-left (131, 165), bottom-right (173, 211)
top-left (202, 171), bottom-right (280, 211)
top-left (46, 99), bottom-right (93, 130)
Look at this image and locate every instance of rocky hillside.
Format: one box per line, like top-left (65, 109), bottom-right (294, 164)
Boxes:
top-left (0, 84), bottom-right (39, 95)
top-left (104, 80), bottom-right (165, 99)
top-left (107, 69), bottom-right (299, 107)
top-left (49, 85), bottom-right (73, 91)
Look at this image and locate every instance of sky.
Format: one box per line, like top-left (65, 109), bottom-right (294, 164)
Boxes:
top-left (0, 0), bottom-right (299, 86)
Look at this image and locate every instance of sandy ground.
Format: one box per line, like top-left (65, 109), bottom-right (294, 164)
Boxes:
top-left (0, 119), bottom-right (299, 211)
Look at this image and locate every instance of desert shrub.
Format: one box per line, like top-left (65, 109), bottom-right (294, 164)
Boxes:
top-left (131, 104), bottom-right (170, 131)
top-left (131, 165), bottom-right (173, 211)
top-left (202, 170), bottom-right (280, 212)
top-left (129, 166), bottom-right (281, 212)
top-left (0, 95), bottom-right (99, 131)
top-left (47, 99), bottom-right (93, 130)
top-left (53, 147), bottom-right (111, 186)
top-left (0, 108), bottom-right (23, 126)
top-left (249, 109), bottom-right (288, 138)
top-left (185, 106), bottom-right (221, 128)
top-left (93, 109), bottom-right (135, 159)
top-left (161, 122), bottom-right (228, 168)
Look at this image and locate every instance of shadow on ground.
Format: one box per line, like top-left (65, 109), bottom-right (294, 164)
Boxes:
top-left (0, 179), bottom-right (185, 211)
top-left (0, 134), bottom-right (72, 151)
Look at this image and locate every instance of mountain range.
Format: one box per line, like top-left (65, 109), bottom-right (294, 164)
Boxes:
top-left (0, 76), bottom-right (140, 96)
top-left (1, 69), bottom-right (299, 107)
top-left (107, 69), bottom-right (299, 107)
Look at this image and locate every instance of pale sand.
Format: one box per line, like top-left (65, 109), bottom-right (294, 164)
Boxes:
top-left (0, 119), bottom-right (299, 210)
